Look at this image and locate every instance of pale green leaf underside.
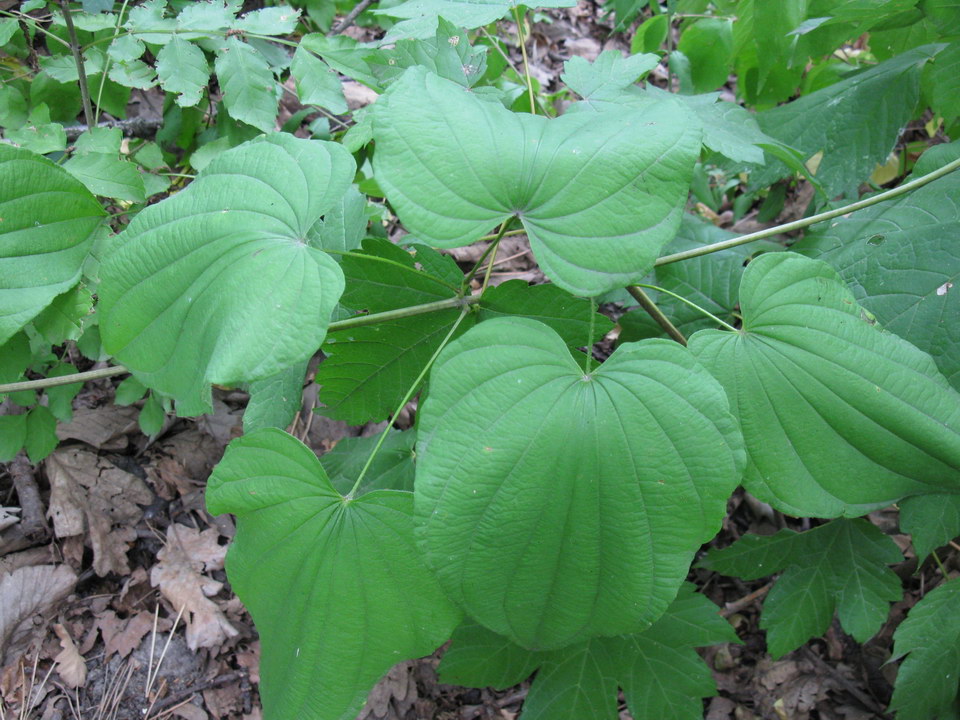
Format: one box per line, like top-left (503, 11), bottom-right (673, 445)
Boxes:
top-left (371, 68), bottom-right (700, 297)
top-left (416, 317), bottom-right (744, 650)
top-left (206, 429), bottom-right (461, 720)
top-left (689, 252), bottom-right (960, 518)
top-left (890, 577), bottom-right (960, 720)
top-left (0, 144), bottom-right (104, 346)
top-left (99, 134), bottom-right (354, 416)
top-left (376, 0), bottom-right (577, 39)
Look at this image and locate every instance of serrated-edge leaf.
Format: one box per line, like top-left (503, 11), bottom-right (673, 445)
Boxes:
top-left (156, 35), bottom-right (209, 106)
top-left (214, 37), bottom-right (278, 132)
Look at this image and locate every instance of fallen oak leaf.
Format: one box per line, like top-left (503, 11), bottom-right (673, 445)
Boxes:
top-left (150, 524), bottom-right (238, 650)
top-left (53, 623), bottom-right (87, 689)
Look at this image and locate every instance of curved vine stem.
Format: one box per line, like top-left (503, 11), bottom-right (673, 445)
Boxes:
top-left (626, 286), bottom-right (687, 345)
top-left (0, 295), bottom-right (479, 395)
top-left (345, 308), bottom-right (471, 500)
top-left (630, 283), bottom-right (737, 334)
top-left (655, 156), bottom-right (960, 267)
top-left (512, 6), bottom-right (536, 114)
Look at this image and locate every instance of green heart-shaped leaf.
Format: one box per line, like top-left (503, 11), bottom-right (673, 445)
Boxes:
top-left (688, 252), bottom-right (960, 518)
top-left (0, 144), bottom-right (104, 346)
top-left (371, 68), bottom-right (700, 297)
top-left (207, 429), bottom-right (461, 720)
top-left (415, 318), bottom-right (743, 650)
top-left (99, 134), bottom-right (354, 415)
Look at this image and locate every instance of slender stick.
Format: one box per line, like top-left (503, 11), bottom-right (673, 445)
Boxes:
top-left (627, 286), bottom-right (688, 345)
top-left (0, 364), bottom-right (129, 393)
top-left (655, 156), bottom-right (960, 267)
top-left (512, 6), bottom-right (537, 114)
top-left (346, 308), bottom-right (471, 499)
top-left (58, 0), bottom-right (94, 127)
top-left (329, 0), bottom-right (375, 36)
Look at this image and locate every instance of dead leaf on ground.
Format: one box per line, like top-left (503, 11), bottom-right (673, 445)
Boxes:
top-left (55, 406), bottom-right (139, 450)
top-left (45, 447), bottom-right (153, 576)
top-left (0, 507), bottom-right (19, 532)
top-left (150, 524), bottom-right (238, 650)
top-left (0, 564), bottom-right (77, 665)
top-left (53, 623), bottom-right (86, 689)
top-left (96, 610), bottom-right (155, 660)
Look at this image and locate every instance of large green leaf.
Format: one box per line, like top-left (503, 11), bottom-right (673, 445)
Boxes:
top-left (416, 317), bottom-right (744, 650)
top-left (752, 46), bottom-right (936, 197)
top-left (439, 584), bottom-right (740, 720)
top-left (99, 134), bottom-right (354, 416)
top-left (371, 68), bottom-right (700, 297)
top-left (156, 35), bottom-right (209, 107)
top-left (688, 252), bottom-right (960, 518)
top-left (702, 519), bottom-right (903, 658)
top-left (207, 429), bottom-right (461, 720)
top-left (794, 163), bottom-right (960, 388)
top-left (889, 577), bottom-right (960, 720)
top-left (0, 144), bottom-right (105, 346)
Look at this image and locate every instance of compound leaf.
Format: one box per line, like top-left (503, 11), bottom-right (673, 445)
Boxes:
top-left (889, 577), bottom-right (960, 720)
top-left (794, 161), bottom-right (960, 389)
top-left (372, 68), bottom-right (700, 297)
top-left (416, 318), bottom-right (744, 650)
top-left (899, 493), bottom-right (960, 561)
top-left (215, 37), bottom-right (280, 133)
top-left (561, 50), bottom-right (659, 101)
top-left (702, 519), bottom-right (903, 657)
top-left (438, 584), bottom-right (738, 720)
top-left (156, 35), bottom-right (209, 107)
top-left (376, 0), bottom-right (577, 39)
top-left (99, 134), bottom-right (354, 416)
top-left (0, 144), bottom-right (104, 346)
top-left (688, 252), bottom-right (960, 518)
top-left (207, 428), bottom-right (461, 720)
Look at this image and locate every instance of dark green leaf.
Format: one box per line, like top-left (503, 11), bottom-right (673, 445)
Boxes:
top-left (243, 360), bottom-right (307, 433)
top-left (156, 35), bottom-right (209, 107)
top-left (478, 280), bottom-right (613, 347)
top-left (900, 493), bottom-right (960, 561)
top-left (322, 429), bottom-right (416, 496)
top-left (889, 577), bottom-right (960, 720)
top-left (753, 46), bottom-right (936, 197)
top-left (25, 405), bottom-right (58, 462)
top-left (794, 163), bottom-right (960, 388)
top-left (703, 519), bottom-right (903, 657)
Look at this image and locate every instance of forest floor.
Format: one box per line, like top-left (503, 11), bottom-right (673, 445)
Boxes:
top-left (1, 2), bottom-right (956, 719)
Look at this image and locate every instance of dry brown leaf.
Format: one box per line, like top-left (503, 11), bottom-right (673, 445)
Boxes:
top-left (150, 524), bottom-right (238, 650)
top-left (0, 565), bottom-right (77, 665)
top-left (343, 80), bottom-right (379, 109)
top-left (95, 610), bottom-right (155, 659)
top-left (52, 623), bottom-right (86, 689)
top-left (55, 406), bottom-right (139, 450)
top-left (172, 702), bottom-right (208, 720)
top-left (0, 507), bottom-right (20, 533)
top-left (45, 447), bottom-right (153, 576)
